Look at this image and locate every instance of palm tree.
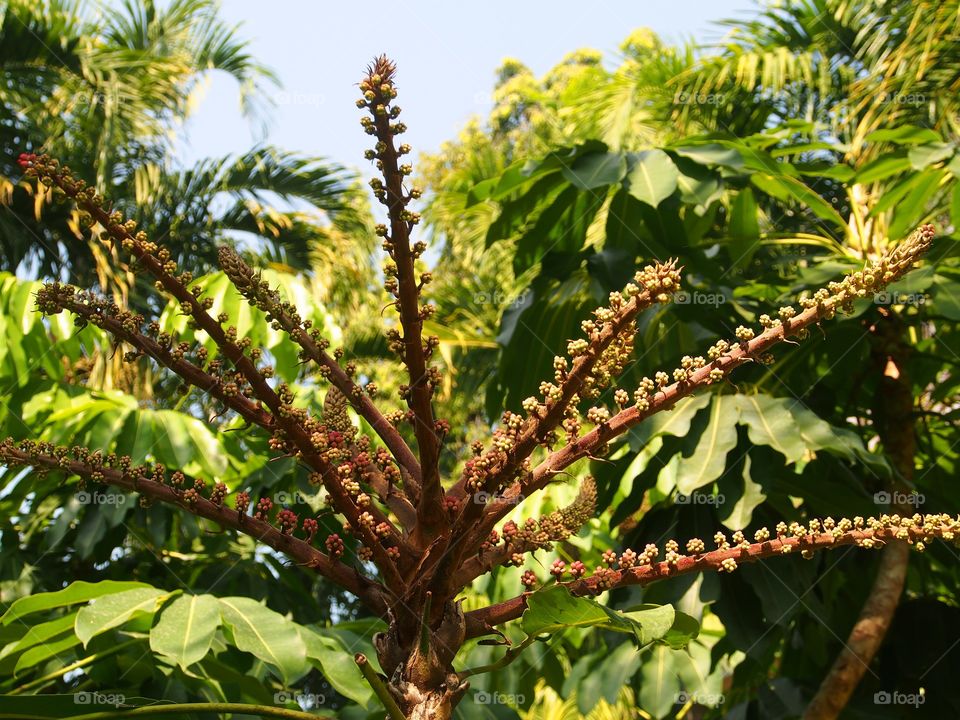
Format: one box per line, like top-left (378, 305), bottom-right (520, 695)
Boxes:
top-left (0, 0), bottom-right (356, 293)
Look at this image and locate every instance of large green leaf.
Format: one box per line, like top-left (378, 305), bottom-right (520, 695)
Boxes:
top-left (735, 394), bottom-right (808, 464)
top-left (888, 167), bottom-right (947, 239)
top-left (14, 633), bottom-right (83, 677)
top-left (218, 597), bottom-right (309, 684)
top-left (908, 142), bottom-right (954, 170)
top-left (300, 628), bottom-right (374, 708)
top-left (627, 150), bottom-right (679, 207)
top-left (1, 581), bottom-right (151, 626)
top-left (639, 645), bottom-right (682, 718)
top-left (513, 186), bottom-right (605, 273)
top-left (561, 152), bottom-right (627, 190)
top-left (75, 588), bottom-right (173, 646)
top-left (149, 593), bottom-right (220, 669)
top-left (719, 455), bottom-right (767, 530)
top-left (0, 613), bottom-right (76, 662)
top-left (675, 395), bottom-right (739, 494)
top-left (521, 586), bottom-right (697, 649)
top-left (628, 394), bottom-right (713, 450)
top-left (750, 173), bottom-right (846, 228)
top-left (671, 143), bottom-right (745, 170)
top-left (855, 153), bottom-right (913, 184)
top-left (866, 126), bottom-right (942, 145)
top-left (118, 409), bottom-right (227, 478)
top-left (735, 394), bottom-right (887, 474)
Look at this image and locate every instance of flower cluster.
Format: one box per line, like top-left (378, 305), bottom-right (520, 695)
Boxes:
top-left (543, 513), bottom-right (960, 594)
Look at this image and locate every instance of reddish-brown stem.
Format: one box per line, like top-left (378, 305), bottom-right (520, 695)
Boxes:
top-left (39, 168), bottom-right (408, 592)
top-left (439, 267), bottom-right (677, 595)
top-left (224, 265), bottom-right (422, 498)
top-left (364, 60), bottom-right (446, 542)
top-left (462, 520), bottom-right (955, 639)
top-left (469, 298), bottom-right (868, 552)
top-left (450, 263), bottom-right (677, 502)
top-left (49, 292), bottom-right (272, 428)
top-left (0, 443), bottom-right (388, 613)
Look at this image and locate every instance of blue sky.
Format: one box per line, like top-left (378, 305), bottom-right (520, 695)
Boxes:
top-left (176, 1), bottom-right (755, 170)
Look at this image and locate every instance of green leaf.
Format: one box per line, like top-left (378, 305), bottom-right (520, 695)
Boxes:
top-left (561, 152), bottom-right (627, 190)
top-left (639, 645), bottom-right (682, 718)
top-left (866, 126), bottom-right (942, 145)
top-left (674, 157), bottom-right (722, 207)
top-left (628, 394), bottom-right (713, 455)
top-left (300, 628), bottom-right (373, 708)
top-left (14, 633), bottom-right (83, 676)
top-left (952, 185), bottom-right (960, 232)
top-left (856, 153), bottom-right (913, 184)
top-left (908, 142), bottom-right (954, 170)
top-left (521, 586), bottom-right (696, 649)
top-left (218, 597), bottom-right (309, 684)
top-left (719, 455), bottom-right (767, 530)
top-left (675, 395), bottom-right (739, 494)
top-left (728, 188), bottom-right (760, 267)
top-left (671, 143), bottom-right (744, 169)
top-left (750, 173), bottom-right (846, 228)
top-left (627, 150), bottom-right (679, 207)
top-left (735, 394), bottom-right (809, 464)
top-left (2, 581), bottom-right (151, 625)
top-left (931, 274), bottom-right (960, 321)
top-left (75, 588), bottom-right (172, 647)
top-left (888, 168), bottom-right (946, 240)
top-left (149, 594), bottom-right (220, 669)
top-left (575, 641), bottom-right (642, 714)
top-left (0, 613), bottom-right (76, 661)
top-left (513, 186), bottom-right (605, 274)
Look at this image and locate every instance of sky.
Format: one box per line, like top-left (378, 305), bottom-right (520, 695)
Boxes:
top-left (175, 1), bottom-right (756, 171)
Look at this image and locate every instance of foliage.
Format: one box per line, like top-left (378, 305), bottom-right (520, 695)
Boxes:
top-left (2, 2), bottom-right (960, 719)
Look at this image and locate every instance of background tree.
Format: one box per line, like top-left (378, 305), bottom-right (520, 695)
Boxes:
top-left (2, 1), bottom-right (960, 719)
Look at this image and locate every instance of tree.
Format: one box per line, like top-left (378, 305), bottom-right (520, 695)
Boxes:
top-left (0, 0), bottom-right (355, 293)
top-left (1, 56), bottom-right (952, 720)
top-left (416, 5), bottom-right (960, 713)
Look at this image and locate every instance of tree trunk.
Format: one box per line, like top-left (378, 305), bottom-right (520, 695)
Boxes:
top-left (375, 598), bottom-right (469, 719)
top-left (803, 310), bottom-right (915, 720)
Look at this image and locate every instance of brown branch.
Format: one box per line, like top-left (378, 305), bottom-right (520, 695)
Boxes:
top-left (451, 260), bottom-right (680, 500)
top-left (44, 284), bottom-right (418, 533)
top-left (471, 225), bottom-right (936, 548)
top-left (462, 515), bottom-right (958, 639)
top-left (21, 154), bottom-right (409, 591)
top-left (217, 246), bottom-right (422, 500)
top-left (441, 263), bottom-right (681, 576)
top-left (360, 58), bottom-right (446, 542)
top-left (0, 440), bottom-right (388, 614)
top-left (40, 286), bottom-right (273, 429)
